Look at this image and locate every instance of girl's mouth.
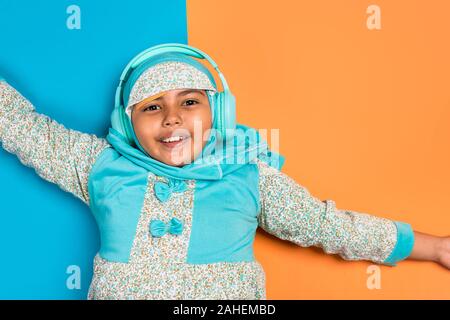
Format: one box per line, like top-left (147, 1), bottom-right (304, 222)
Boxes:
top-left (159, 135), bottom-right (190, 149)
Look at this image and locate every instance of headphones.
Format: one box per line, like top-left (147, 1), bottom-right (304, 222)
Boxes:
top-left (111, 43), bottom-right (236, 144)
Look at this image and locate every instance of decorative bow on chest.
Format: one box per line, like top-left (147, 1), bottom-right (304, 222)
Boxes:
top-left (149, 217), bottom-right (183, 237)
top-left (153, 178), bottom-right (188, 202)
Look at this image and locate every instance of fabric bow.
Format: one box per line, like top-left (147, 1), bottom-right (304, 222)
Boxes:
top-left (149, 217), bottom-right (184, 238)
top-left (153, 178), bottom-right (188, 202)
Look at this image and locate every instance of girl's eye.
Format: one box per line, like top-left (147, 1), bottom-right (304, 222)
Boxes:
top-left (143, 105), bottom-right (160, 112)
top-left (142, 99), bottom-right (198, 112)
top-left (183, 99), bottom-right (198, 106)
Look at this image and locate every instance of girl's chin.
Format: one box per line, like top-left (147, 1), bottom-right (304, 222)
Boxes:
top-left (156, 139), bottom-right (199, 166)
top-left (157, 151), bottom-right (192, 167)
top-left (145, 142), bottom-right (204, 167)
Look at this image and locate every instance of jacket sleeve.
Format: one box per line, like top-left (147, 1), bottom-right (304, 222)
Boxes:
top-left (0, 79), bottom-right (111, 206)
top-left (256, 159), bottom-right (415, 266)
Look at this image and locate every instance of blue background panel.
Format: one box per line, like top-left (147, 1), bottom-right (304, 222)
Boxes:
top-left (0, 0), bottom-right (187, 299)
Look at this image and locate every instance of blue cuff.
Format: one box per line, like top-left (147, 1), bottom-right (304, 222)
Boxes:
top-left (383, 221), bottom-right (415, 266)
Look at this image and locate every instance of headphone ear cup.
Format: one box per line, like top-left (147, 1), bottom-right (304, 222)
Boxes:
top-left (111, 107), bottom-right (121, 132)
top-left (214, 91), bottom-right (236, 140)
top-left (223, 91), bottom-right (236, 139)
top-left (214, 92), bottom-right (225, 139)
top-left (112, 104), bottom-right (135, 145)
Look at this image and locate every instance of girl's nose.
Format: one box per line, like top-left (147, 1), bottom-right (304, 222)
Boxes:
top-left (162, 108), bottom-right (182, 127)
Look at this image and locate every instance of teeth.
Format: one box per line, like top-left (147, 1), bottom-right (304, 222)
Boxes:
top-left (162, 136), bottom-right (184, 143)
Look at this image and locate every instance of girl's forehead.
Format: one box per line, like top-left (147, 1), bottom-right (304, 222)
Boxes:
top-left (138, 89), bottom-right (205, 103)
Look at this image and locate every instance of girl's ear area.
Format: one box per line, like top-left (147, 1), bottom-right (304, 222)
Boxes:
top-left (132, 103), bottom-right (142, 114)
top-left (130, 105), bottom-right (136, 118)
top-left (205, 90), bottom-right (212, 101)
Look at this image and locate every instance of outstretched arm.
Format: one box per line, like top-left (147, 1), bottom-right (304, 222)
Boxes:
top-left (0, 78), bottom-right (111, 206)
top-left (257, 159), bottom-right (449, 270)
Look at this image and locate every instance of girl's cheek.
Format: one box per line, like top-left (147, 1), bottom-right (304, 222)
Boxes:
top-left (139, 120), bottom-right (159, 137)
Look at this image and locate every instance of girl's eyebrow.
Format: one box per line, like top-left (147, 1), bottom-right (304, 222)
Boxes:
top-left (177, 89), bottom-right (206, 97)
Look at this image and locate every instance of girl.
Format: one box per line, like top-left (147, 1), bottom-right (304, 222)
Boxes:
top-left (0, 43), bottom-right (448, 300)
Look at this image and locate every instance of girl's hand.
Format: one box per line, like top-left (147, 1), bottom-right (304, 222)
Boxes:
top-left (436, 236), bottom-right (450, 270)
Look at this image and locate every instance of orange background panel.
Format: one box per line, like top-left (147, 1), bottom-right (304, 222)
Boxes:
top-left (187, 0), bottom-right (450, 299)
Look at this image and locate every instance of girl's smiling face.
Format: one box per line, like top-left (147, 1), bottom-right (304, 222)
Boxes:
top-left (131, 88), bottom-right (212, 167)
